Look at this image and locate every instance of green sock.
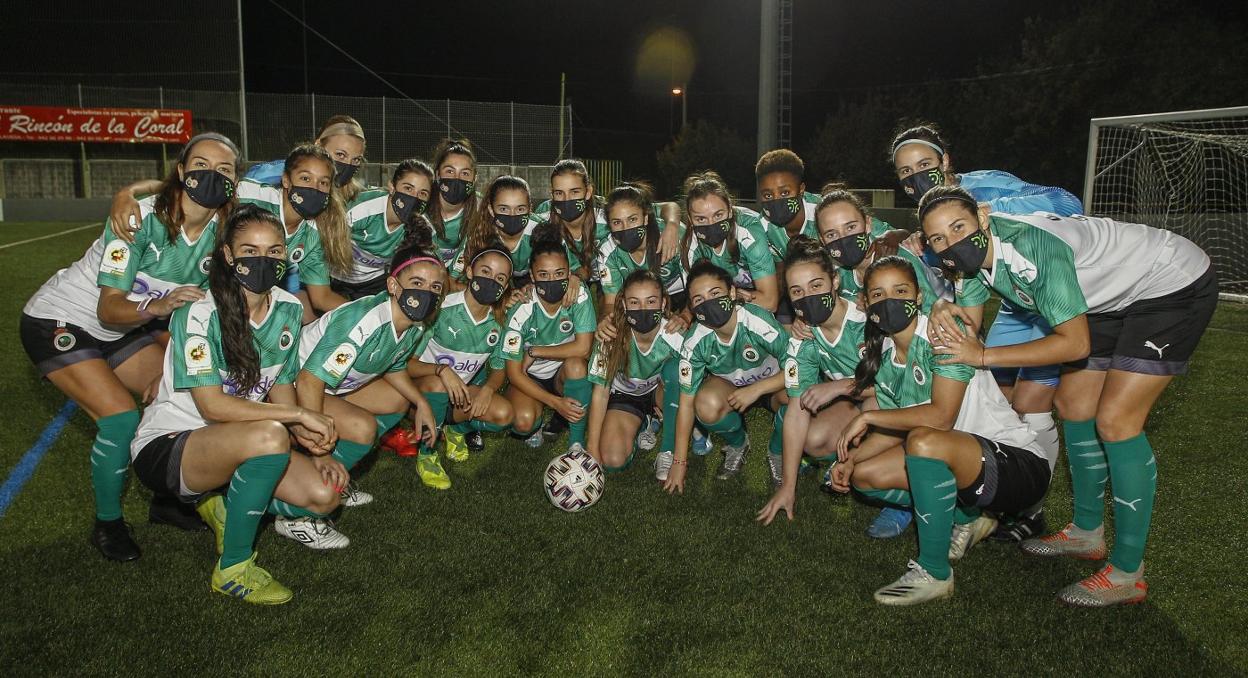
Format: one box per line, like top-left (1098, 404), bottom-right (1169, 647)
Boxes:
top-left (768, 406), bottom-right (785, 456)
top-left (450, 420), bottom-right (473, 435)
top-left (1065, 418), bottom-right (1109, 531)
top-left (418, 392), bottom-right (450, 458)
top-left (375, 411), bottom-right (404, 438)
top-left (1105, 433), bottom-right (1156, 573)
top-left (953, 505), bottom-right (980, 525)
top-left (267, 498), bottom-right (329, 520)
top-left (905, 455), bottom-right (957, 581)
top-left (855, 487), bottom-right (913, 507)
top-left (658, 360), bottom-right (680, 452)
top-left (564, 377), bottom-right (592, 447)
top-left (221, 453), bottom-right (289, 569)
top-left (700, 411), bottom-right (746, 447)
top-left (603, 448), bottom-right (637, 474)
top-left (331, 438), bottom-right (373, 471)
top-left (90, 410), bottom-right (140, 521)
top-left (470, 420), bottom-right (509, 434)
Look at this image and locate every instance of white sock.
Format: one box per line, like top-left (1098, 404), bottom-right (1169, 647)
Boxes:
top-left (1022, 412), bottom-right (1059, 474)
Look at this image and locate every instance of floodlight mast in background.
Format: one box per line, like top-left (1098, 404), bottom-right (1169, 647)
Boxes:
top-left (757, 0), bottom-right (778, 158)
top-left (236, 0), bottom-right (249, 160)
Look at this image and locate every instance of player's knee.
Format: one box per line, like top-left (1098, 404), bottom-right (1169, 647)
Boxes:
top-left (1094, 416), bottom-right (1142, 444)
top-left (306, 482), bottom-right (340, 514)
top-left (251, 420), bottom-right (291, 456)
top-left (849, 463), bottom-right (880, 490)
top-left (1054, 389), bottom-right (1094, 422)
top-left (490, 398), bottom-right (514, 426)
top-left (563, 358), bottom-right (587, 380)
top-left (513, 408), bottom-right (539, 436)
top-left (904, 426), bottom-right (948, 461)
top-left (694, 391), bottom-right (726, 423)
top-left (344, 414), bottom-right (376, 446)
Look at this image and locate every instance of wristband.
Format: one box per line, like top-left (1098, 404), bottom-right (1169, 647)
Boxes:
top-left (435, 364), bottom-right (446, 377)
top-left (136, 296), bottom-right (155, 319)
top-left (671, 458), bottom-right (688, 465)
top-left (526, 345), bottom-right (536, 358)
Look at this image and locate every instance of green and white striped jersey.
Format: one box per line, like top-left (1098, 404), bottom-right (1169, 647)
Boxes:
top-left (596, 228), bottom-right (687, 297)
top-left (24, 196), bottom-right (218, 341)
top-left (683, 207), bottom-right (776, 290)
top-left (446, 217), bottom-right (540, 283)
top-left (501, 285), bottom-right (597, 379)
top-left (783, 302), bottom-right (867, 397)
top-left (131, 288), bottom-right (304, 458)
top-left (298, 291), bottom-right (429, 395)
top-left (588, 318), bottom-right (684, 396)
top-left (413, 291), bottom-right (504, 384)
top-left (678, 303), bottom-right (789, 395)
top-left (759, 191), bottom-right (821, 261)
top-left (341, 189), bottom-right (406, 284)
top-left (236, 178), bottom-right (330, 286)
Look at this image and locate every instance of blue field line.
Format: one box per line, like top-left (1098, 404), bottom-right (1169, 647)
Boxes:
top-left (0, 401), bottom-right (78, 518)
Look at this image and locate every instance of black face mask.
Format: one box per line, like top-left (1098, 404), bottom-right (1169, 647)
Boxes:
top-left (469, 275), bottom-right (504, 305)
top-left (288, 185), bottom-right (330, 220)
top-left (900, 168), bottom-right (945, 203)
top-left (793, 292), bottom-right (837, 326)
top-left (940, 228), bottom-right (990, 276)
top-left (692, 295), bottom-right (735, 329)
top-left (535, 278), bottom-right (568, 304)
top-left (438, 178), bottom-right (473, 205)
top-left (551, 198), bottom-right (588, 222)
top-left (761, 196), bottom-right (801, 225)
top-left (391, 191), bottom-right (428, 224)
top-left (611, 226), bottom-right (646, 253)
top-left (183, 169), bottom-right (235, 209)
top-left (333, 161), bottom-right (358, 187)
top-left (826, 232), bottom-right (871, 268)
top-left (397, 287), bottom-right (438, 322)
top-left (625, 308), bottom-right (662, 334)
top-left (232, 255), bottom-right (286, 294)
top-left (694, 219), bottom-right (732, 249)
top-left (868, 298), bottom-right (919, 335)
top-left (494, 213), bottom-right (528, 236)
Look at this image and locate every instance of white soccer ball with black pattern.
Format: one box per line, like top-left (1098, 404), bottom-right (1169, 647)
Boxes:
top-left (543, 447), bottom-right (604, 512)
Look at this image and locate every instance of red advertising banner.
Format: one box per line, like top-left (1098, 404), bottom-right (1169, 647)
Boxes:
top-left (0, 105), bottom-right (192, 144)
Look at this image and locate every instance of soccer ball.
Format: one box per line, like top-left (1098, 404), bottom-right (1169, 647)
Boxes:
top-left (543, 446), bottom-right (604, 512)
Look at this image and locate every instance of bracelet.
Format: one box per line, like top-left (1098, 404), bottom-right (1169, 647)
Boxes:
top-left (671, 458), bottom-right (688, 465)
top-left (136, 296), bottom-right (155, 319)
top-left (526, 345), bottom-right (536, 358)
top-left (435, 364), bottom-right (446, 377)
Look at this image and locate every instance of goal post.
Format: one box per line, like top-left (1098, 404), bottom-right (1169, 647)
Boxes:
top-left (1084, 106), bottom-right (1248, 302)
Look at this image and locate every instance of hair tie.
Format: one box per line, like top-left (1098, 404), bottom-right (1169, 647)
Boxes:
top-left (391, 255), bottom-right (442, 277)
top-left (891, 139), bottom-right (944, 162)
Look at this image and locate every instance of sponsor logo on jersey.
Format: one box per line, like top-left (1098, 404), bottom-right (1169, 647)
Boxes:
top-left (223, 373), bottom-right (277, 400)
top-left (184, 335), bottom-right (212, 375)
top-left (130, 278), bottom-right (150, 296)
top-left (324, 342), bottom-right (357, 378)
top-left (52, 329), bottom-right (76, 352)
top-left (434, 353), bottom-right (485, 377)
top-left (279, 327), bottom-right (294, 351)
top-left (559, 319), bottom-right (574, 334)
top-left (100, 241), bottom-right (131, 275)
top-left (912, 364), bottom-right (926, 386)
top-left (504, 331), bottom-right (521, 352)
top-left (486, 330), bottom-right (500, 346)
top-left (742, 345), bottom-right (759, 363)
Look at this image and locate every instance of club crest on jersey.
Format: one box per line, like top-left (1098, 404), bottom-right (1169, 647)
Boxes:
top-left (505, 331), bottom-right (521, 352)
top-left (858, 343), bottom-right (867, 359)
top-left (486, 330), bottom-right (500, 346)
top-left (52, 329), bottom-right (76, 352)
top-left (742, 345), bottom-right (759, 363)
top-left (1013, 286), bottom-right (1034, 307)
top-left (290, 246), bottom-right (306, 263)
top-left (184, 335), bottom-right (212, 375)
top-left (913, 364), bottom-right (926, 386)
top-left (199, 256), bottom-right (211, 274)
top-left (100, 241), bottom-right (131, 275)
top-left (279, 327), bottom-right (294, 351)
top-left (559, 319), bottom-right (574, 334)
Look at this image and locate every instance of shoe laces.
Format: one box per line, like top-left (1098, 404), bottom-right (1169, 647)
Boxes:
top-left (898, 560), bottom-right (936, 585)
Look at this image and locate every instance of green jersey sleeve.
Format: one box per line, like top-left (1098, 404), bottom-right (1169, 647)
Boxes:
top-left (1020, 231), bottom-right (1089, 327)
top-left (784, 338), bottom-right (823, 398)
top-left (302, 309), bottom-right (368, 389)
top-left (955, 275), bottom-right (991, 307)
top-left (170, 302), bottom-right (224, 390)
top-left (95, 218), bottom-right (152, 291)
top-left (276, 321), bottom-right (303, 385)
top-left (501, 303), bottom-right (529, 363)
top-left (678, 333), bottom-right (706, 395)
top-left (571, 291), bottom-right (597, 333)
top-left (487, 320), bottom-right (507, 371)
top-left (297, 229), bottom-right (331, 286)
top-left (587, 340), bottom-right (608, 387)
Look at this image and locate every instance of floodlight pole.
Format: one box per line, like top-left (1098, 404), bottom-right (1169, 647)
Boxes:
top-left (757, 0), bottom-right (779, 158)
top-left (236, 0), bottom-right (250, 160)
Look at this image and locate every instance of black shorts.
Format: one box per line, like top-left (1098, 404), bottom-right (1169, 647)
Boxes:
top-left (132, 430), bottom-right (200, 502)
top-left (532, 373), bottom-right (561, 397)
top-left (20, 314), bottom-right (156, 377)
top-left (957, 435), bottom-right (1051, 515)
top-left (330, 275), bottom-right (388, 301)
top-left (607, 389), bottom-right (656, 419)
top-left (1071, 266), bottom-right (1218, 376)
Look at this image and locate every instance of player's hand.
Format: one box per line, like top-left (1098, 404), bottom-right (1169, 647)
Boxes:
top-left (737, 288), bottom-right (757, 304)
top-left (726, 385), bottom-right (761, 413)
top-left (505, 288), bottom-right (526, 310)
top-left (468, 388), bottom-right (494, 419)
top-left (663, 460), bottom-right (687, 494)
top-left (829, 460), bottom-right (854, 494)
top-left (312, 455), bottom-right (350, 494)
top-left (836, 413), bottom-right (870, 461)
top-left (663, 312), bottom-right (689, 335)
top-left (296, 409), bottom-right (337, 453)
top-left (929, 299), bottom-right (975, 345)
top-left (756, 486), bottom-right (796, 525)
top-left (799, 379), bottom-right (850, 413)
top-left (414, 403), bottom-right (438, 448)
top-left (561, 274), bottom-right (583, 309)
top-left (658, 219), bottom-right (681, 263)
top-left (441, 370), bottom-right (471, 410)
top-left (900, 231), bottom-right (926, 259)
top-left (109, 189), bottom-right (143, 244)
top-left (149, 286), bottom-right (206, 317)
top-left (553, 396), bottom-right (585, 423)
top-left (934, 326), bottom-right (987, 367)
top-left (290, 423), bottom-right (323, 454)
top-left (595, 316), bottom-right (619, 344)
top-left (789, 316), bottom-right (813, 340)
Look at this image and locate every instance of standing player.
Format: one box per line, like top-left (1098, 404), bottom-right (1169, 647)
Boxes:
top-left (428, 139), bottom-right (479, 265)
top-left (130, 205), bottom-right (342, 605)
top-left (597, 182), bottom-right (687, 311)
top-left (891, 122), bottom-right (1083, 541)
top-left (826, 256), bottom-right (1049, 606)
top-left (453, 175), bottom-right (538, 289)
top-left (333, 159), bottom-right (435, 299)
top-left (585, 270), bottom-right (684, 475)
top-left (21, 132), bottom-right (241, 561)
top-left (662, 261), bottom-right (790, 492)
top-left (681, 172), bottom-right (780, 312)
top-left (501, 225), bottom-right (598, 449)
top-left (287, 231), bottom-right (445, 547)
top-left (919, 186), bottom-right (1216, 606)
top-left (755, 149), bottom-right (820, 260)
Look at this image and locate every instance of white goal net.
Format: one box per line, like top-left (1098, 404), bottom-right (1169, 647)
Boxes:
top-left (1084, 106), bottom-right (1248, 302)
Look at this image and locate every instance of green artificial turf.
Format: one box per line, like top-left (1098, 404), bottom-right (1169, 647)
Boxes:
top-left (0, 222), bottom-right (1245, 676)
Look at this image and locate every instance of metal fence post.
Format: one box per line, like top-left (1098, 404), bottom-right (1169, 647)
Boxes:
top-left (159, 86), bottom-right (168, 176)
top-left (446, 99), bottom-right (451, 138)
top-left (510, 101), bottom-right (515, 166)
top-left (78, 83), bottom-right (90, 199)
top-left (311, 92), bottom-right (317, 137)
top-left (381, 95), bottom-right (387, 166)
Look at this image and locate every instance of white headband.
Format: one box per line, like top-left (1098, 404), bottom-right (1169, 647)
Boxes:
top-left (891, 139), bottom-right (944, 162)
